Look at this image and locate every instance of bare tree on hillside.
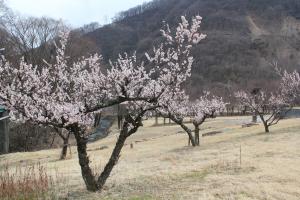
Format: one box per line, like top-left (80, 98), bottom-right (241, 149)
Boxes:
top-left (2, 13), bottom-right (67, 65)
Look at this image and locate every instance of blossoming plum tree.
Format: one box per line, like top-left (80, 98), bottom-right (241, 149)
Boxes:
top-left (158, 90), bottom-right (225, 146)
top-left (189, 93), bottom-right (226, 145)
top-left (279, 70), bottom-right (300, 102)
top-left (235, 69), bottom-right (300, 133)
top-left (0, 15), bottom-right (206, 191)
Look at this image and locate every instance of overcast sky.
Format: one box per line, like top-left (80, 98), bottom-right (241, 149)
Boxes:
top-left (6, 0), bottom-right (152, 27)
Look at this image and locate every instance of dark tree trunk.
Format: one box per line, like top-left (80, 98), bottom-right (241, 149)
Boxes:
top-left (71, 117), bottom-right (140, 192)
top-left (252, 115), bottom-right (257, 123)
top-left (193, 117), bottom-right (206, 146)
top-left (97, 129), bottom-right (128, 190)
top-left (259, 115), bottom-right (270, 133)
top-left (195, 125), bottom-right (200, 146)
top-left (72, 125), bottom-right (98, 192)
top-left (70, 104), bottom-right (151, 192)
top-left (94, 113), bottom-right (101, 128)
top-left (264, 123), bottom-right (270, 133)
top-left (96, 115), bottom-right (142, 191)
top-left (118, 115), bottom-right (122, 129)
top-left (179, 123), bottom-right (196, 147)
top-left (168, 115), bottom-right (196, 146)
top-left (50, 133), bottom-right (56, 148)
top-left (56, 129), bottom-right (71, 160)
top-left (60, 135), bottom-right (69, 160)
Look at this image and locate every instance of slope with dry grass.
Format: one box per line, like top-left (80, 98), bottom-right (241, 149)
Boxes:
top-left (1, 116), bottom-right (300, 199)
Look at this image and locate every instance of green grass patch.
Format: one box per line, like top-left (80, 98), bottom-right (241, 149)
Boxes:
top-left (181, 169), bottom-right (211, 180)
top-left (128, 195), bottom-right (154, 200)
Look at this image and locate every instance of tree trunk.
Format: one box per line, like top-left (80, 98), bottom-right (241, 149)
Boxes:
top-left (72, 126), bottom-right (98, 192)
top-left (94, 113), bottom-right (101, 127)
top-left (57, 129), bottom-right (71, 160)
top-left (155, 113), bottom-right (158, 125)
top-left (168, 115), bottom-right (196, 147)
top-left (264, 123), bottom-right (270, 133)
top-left (118, 115), bottom-right (122, 129)
top-left (179, 123), bottom-right (196, 146)
top-left (97, 129), bottom-right (128, 190)
top-left (252, 115), bottom-right (257, 123)
top-left (195, 125), bottom-right (200, 146)
top-left (259, 115), bottom-right (270, 133)
top-left (60, 137), bottom-right (69, 160)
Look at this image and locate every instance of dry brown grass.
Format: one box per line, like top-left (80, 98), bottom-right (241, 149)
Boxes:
top-left (1, 116), bottom-right (300, 199)
top-left (0, 162), bottom-right (65, 200)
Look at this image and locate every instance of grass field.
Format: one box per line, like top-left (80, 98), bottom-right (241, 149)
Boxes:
top-left (1, 116), bottom-right (300, 199)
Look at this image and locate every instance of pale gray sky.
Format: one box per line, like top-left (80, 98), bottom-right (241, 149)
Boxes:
top-left (6, 0), bottom-right (152, 27)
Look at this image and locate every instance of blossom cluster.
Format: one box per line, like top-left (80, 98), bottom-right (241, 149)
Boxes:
top-left (158, 89), bottom-right (225, 125)
top-left (280, 70), bottom-right (300, 102)
top-left (0, 16), bottom-right (206, 130)
top-left (235, 69), bottom-right (299, 115)
top-left (189, 92), bottom-right (226, 125)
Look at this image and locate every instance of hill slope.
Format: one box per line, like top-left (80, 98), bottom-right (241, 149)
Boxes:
top-left (1, 117), bottom-right (300, 199)
top-left (86, 0), bottom-right (300, 97)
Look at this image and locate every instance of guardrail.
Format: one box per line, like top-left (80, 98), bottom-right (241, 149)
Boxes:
top-left (0, 115), bottom-right (9, 121)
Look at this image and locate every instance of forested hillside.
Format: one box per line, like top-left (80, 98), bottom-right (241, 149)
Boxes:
top-left (86, 0), bottom-right (300, 97)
